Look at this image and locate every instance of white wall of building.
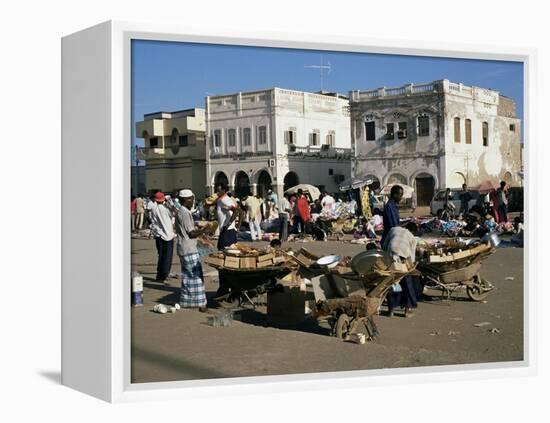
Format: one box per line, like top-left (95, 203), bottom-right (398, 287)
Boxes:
top-left (206, 88), bottom-right (351, 198)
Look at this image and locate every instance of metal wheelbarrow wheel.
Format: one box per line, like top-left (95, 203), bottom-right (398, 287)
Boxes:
top-left (466, 273), bottom-right (492, 302)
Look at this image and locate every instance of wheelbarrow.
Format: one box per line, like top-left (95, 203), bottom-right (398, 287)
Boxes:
top-left (417, 243), bottom-right (496, 301)
top-left (309, 265), bottom-right (415, 341)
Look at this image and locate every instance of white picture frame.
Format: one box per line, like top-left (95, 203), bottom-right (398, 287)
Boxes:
top-left (61, 20), bottom-right (537, 403)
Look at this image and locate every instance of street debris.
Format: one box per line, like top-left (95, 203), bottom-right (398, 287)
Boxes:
top-left (349, 333), bottom-right (367, 344)
top-left (450, 317), bottom-right (463, 321)
top-left (448, 331), bottom-right (460, 336)
top-left (505, 276), bottom-right (515, 281)
top-left (153, 304), bottom-right (168, 314)
top-left (473, 321), bottom-right (492, 327)
top-left (429, 330), bottom-right (441, 336)
top-left (489, 328), bottom-right (501, 334)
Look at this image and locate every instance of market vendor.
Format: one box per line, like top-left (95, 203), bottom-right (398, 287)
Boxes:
top-left (383, 222), bottom-right (421, 318)
top-left (215, 183), bottom-right (242, 297)
top-left (381, 185), bottom-right (403, 245)
top-left (176, 189), bottom-right (209, 312)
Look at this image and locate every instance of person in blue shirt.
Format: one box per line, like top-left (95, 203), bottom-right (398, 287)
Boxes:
top-left (381, 185), bottom-right (403, 245)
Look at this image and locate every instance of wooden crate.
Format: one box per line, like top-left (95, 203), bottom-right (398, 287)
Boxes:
top-left (257, 252), bottom-right (275, 263)
top-left (240, 257), bottom-right (257, 269)
top-left (257, 259), bottom-right (273, 268)
top-left (224, 256), bottom-right (241, 269)
top-left (204, 256), bottom-right (224, 268)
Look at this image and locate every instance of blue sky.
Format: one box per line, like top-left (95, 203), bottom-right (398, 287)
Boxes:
top-left (131, 39), bottom-right (523, 150)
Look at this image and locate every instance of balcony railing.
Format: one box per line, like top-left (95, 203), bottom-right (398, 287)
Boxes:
top-left (287, 144), bottom-right (351, 159)
top-left (209, 150), bottom-right (273, 160)
top-left (137, 144), bottom-right (205, 160)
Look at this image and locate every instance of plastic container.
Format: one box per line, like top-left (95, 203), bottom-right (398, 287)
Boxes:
top-left (131, 272), bottom-right (143, 307)
top-left (207, 309), bottom-right (233, 327)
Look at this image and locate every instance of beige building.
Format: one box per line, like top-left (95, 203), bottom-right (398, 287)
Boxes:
top-left (136, 108), bottom-right (206, 198)
top-left (349, 79), bottom-right (522, 205)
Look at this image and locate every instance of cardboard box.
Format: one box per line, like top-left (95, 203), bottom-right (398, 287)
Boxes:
top-left (295, 253), bottom-right (314, 267)
top-left (257, 259), bottom-right (273, 268)
top-left (240, 257), bottom-right (257, 269)
top-left (204, 256), bottom-right (224, 268)
top-left (224, 256), bottom-right (240, 269)
top-left (273, 255), bottom-right (287, 265)
top-left (257, 252), bottom-right (275, 263)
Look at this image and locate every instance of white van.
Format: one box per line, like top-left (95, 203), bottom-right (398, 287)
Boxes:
top-left (430, 189), bottom-right (480, 216)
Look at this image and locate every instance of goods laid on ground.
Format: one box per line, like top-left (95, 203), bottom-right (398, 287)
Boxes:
top-left (417, 237), bottom-right (496, 301)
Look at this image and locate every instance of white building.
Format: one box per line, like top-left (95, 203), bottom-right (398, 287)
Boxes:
top-left (349, 79), bottom-right (522, 205)
top-left (206, 88), bottom-right (352, 199)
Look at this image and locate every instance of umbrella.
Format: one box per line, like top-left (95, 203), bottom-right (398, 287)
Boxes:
top-left (338, 175), bottom-right (373, 191)
top-left (285, 184), bottom-right (321, 201)
top-left (379, 183), bottom-right (414, 199)
top-left (472, 180), bottom-right (500, 193)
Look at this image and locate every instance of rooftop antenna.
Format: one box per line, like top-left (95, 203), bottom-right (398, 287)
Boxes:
top-left (304, 54), bottom-right (331, 92)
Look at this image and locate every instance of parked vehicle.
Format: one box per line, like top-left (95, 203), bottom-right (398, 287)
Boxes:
top-left (430, 189), bottom-right (480, 216)
top-left (371, 195), bottom-right (385, 213)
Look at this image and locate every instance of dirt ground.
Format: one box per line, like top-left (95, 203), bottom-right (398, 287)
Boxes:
top-left (130, 235), bottom-right (524, 384)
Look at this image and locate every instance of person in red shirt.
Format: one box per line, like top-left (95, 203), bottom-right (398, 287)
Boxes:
top-left (130, 195), bottom-right (137, 232)
top-left (295, 189), bottom-right (311, 233)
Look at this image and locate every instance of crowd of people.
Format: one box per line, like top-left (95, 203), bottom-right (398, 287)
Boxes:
top-left (131, 178), bottom-right (520, 316)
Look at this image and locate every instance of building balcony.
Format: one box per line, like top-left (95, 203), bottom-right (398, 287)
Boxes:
top-left (138, 143), bottom-right (206, 161)
top-left (287, 144), bottom-right (351, 160)
top-left (209, 150), bottom-right (273, 160)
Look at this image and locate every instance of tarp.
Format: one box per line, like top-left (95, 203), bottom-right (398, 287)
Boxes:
top-left (379, 183), bottom-right (414, 199)
top-left (285, 184), bottom-right (321, 201)
top-left (338, 175), bottom-right (373, 191)
top-left (472, 180), bottom-right (500, 193)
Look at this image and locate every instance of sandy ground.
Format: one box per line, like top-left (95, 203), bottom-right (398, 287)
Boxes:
top-left (130, 235), bottom-right (524, 384)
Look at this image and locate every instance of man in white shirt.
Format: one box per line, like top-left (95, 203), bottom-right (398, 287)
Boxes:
top-left (135, 194), bottom-right (145, 230)
top-left (321, 191), bottom-right (335, 218)
top-left (278, 193), bottom-right (291, 242)
top-left (243, 193), bottom-right (262, 241)
top-left (149, 191), bottom-right (175, 283)
top-left (215, 183), bottom-right (241, 297)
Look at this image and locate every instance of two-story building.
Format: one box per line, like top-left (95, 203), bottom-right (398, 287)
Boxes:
top-left (349, 79), bottom-right (522, 205)
top-left (136, 108), bottom-right (207, 198)
top-left (206, 88), bottom-right (352, 199)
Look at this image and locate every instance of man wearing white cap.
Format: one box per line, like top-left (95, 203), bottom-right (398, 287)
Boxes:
top-left (175, 189), bottom-right (208, 311)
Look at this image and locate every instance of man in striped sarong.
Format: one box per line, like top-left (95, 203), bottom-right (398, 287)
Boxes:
top-left (176, 189), bottom-right (208, 311)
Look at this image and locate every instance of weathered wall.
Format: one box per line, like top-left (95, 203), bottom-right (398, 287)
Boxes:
top-left (350, 80), bottom-right (522, 191)
top-left (444, 91), bottom-right (522, 188)
top-left (350, 89), bottom-right (444, 189)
